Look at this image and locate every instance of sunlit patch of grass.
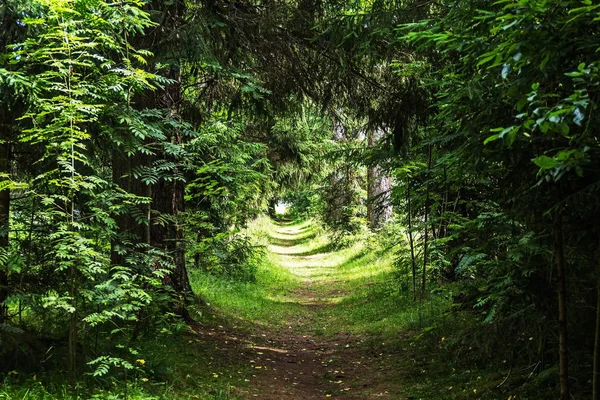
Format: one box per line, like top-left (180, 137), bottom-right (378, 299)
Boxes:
top-left (191, 276), bottom-right (307, 329)
top-left (306, 243), bottom-right (452, 337)
top-left (190, 217), bottom-right (313, 328)
top-left (201, 217), bottom-right (437, 336)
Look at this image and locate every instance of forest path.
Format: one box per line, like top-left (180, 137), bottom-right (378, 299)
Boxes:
top-left (239, 221), bottom-right (403, 400)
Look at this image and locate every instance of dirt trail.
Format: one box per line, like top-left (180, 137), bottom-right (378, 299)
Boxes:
top-left (238, 223), bottom-right (403, 400)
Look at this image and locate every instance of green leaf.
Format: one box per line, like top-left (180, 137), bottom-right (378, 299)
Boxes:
top-left (523, 119), bottom-right (535, 129)
top-left (532, 155), bottom-right (557, 169)
top-left (505, 127), bottom-right (518, 146)
top-left (477, 53), bottom-right (497, 67)
top-left (557, 123), bottom-right (570, 136)
top-left (484, 134), bottom-right (500, 144)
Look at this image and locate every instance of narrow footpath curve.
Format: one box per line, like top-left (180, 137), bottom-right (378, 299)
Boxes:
top-left (240, 222), bottom-right (404, 400)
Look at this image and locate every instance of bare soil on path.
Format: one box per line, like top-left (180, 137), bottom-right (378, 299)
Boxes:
top-left (233, 223), bottom-right (404, 400)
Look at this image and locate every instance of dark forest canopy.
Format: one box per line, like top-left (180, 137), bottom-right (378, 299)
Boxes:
top-left (1, 0), bottom-right (600, 399)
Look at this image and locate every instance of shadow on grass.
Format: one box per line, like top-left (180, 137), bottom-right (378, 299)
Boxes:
top-left (284, 252), bottom-right (372, 283)
top-left (268, 237), bottom-right (298, 247)
top-left (337, 250), bottom-right (370, 270)
top-left (268, 232), bottom-right (318, 247)
top-left (288, 242), bottom-right (335, 256)
top-left (272, 217), bottom-right (301, 226)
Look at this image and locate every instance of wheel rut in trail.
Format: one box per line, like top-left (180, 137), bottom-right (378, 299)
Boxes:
top-left (240, 222), bottom-right (403, 400)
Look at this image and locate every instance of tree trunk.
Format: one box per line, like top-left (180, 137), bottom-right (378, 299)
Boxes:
top-left (326, 122), bottom-right (348, 226)
top-left (367, 126), bottom-right (392, 230)
top-left (421, 145), bottom-right (432, 297)
top-left (143, 1), bottom-right (192, 312)
top-left (151, 144), bottom-right (193, 299)
top-left (151, 187), bottom-right (193, 320)
top-left (0, 136), bottom-right (10, 324)
top-left (268, 198), bottom-right (277, 218)
top-left (438, 166), bottom-right (448, 240)
top-left (421, 187), bottom-right (429, 297)
top-left (407, 183), bottom-right (417, 301)
top-left (68, 263), bottom-right (78, 389)
top-left (554, 212), bottom-right (570, 400)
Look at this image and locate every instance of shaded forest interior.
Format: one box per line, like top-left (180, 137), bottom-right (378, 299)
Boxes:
top-left (1, 0), bottom-right (600, 399)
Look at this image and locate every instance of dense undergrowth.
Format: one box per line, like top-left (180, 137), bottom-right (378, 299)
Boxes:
top-left (0, 215), bottom-right (583, 399)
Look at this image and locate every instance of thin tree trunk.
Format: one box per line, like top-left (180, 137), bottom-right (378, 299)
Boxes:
top-left (421, 192), bottom-right (429, 296)
top-left (554, 212), bottom-right (570, 400)
top-left (169, 166), bottom-right (192, 298)
top-left (438, 165), bottom-right (447, 239)
top-left (407, 183), bottom-right (417, 301)
top-left (367, 126), bottom-right (392, 230)
top-left (421, 145), bottom-right (432, 297)
top-left (0, 138), bottom-right (10, 324)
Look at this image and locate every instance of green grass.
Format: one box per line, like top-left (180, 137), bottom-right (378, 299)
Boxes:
top-left (190, 262), bottom-right (305, 329)
top-left (190, 217), bottom-right (455, 342)
top-left (190, 216), bottom-right (452, 336)
top-left (0, 329), bottom-right (250, 400)
top-left (190, 218), bottom-right (308, 329)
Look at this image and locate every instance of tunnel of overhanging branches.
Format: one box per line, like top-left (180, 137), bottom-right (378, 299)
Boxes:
top-left (1, 1), bottom-right (600, 399)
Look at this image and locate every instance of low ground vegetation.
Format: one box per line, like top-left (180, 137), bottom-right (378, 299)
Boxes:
top-left (3, 217), bottom-right (559, 399)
